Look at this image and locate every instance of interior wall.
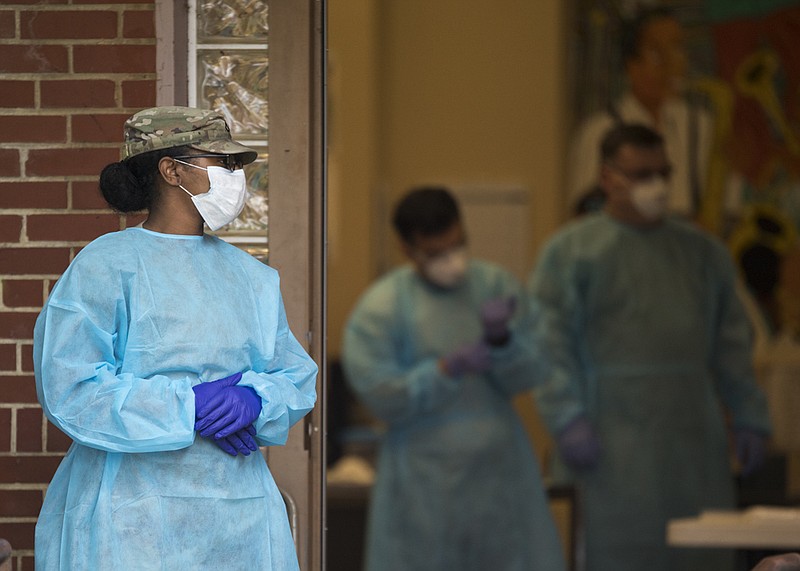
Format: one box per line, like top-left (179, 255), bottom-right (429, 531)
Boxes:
top-left (327, 0), bottom-right (571, 359)
top-left (327, 0), bottom-right (381, 361)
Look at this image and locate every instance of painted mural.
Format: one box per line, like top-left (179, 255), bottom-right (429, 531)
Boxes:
top-left (572, 0), bottom-right (800, 449)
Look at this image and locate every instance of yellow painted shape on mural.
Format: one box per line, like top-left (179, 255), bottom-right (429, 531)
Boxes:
top-left (729, 203), bottom-right (796, 261)
top-left (691, 76), bottom-right (734, 234)
top-left (735, 47), bottom-right (800, 156)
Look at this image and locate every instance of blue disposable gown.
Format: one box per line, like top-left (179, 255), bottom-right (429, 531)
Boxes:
top-left (343, 260), bottom-right (566, 571)
top-left (33, 227), bottom-right (318, 571)
top-left (527, 213), bottom-right (771, 571)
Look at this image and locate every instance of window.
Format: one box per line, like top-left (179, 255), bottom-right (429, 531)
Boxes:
top-left (189, 0), bottom-right (270, 248)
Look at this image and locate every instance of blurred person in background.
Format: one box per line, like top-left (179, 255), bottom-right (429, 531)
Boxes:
top-left (527, 123), bottom-right (770, 571)
top-left (343, 187), bottom-right (566, 571)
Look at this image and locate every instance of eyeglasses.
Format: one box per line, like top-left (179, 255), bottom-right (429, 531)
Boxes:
top-left (173, 154), bottom-right (245, 173)
top-left (608, 163), bottom-right (672, 183)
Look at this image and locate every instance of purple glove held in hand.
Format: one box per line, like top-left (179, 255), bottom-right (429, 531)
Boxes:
top-left (193, 372), bottom-right (258, 456)
top-left (215, 425), bottom-right (258, 457)
top-left (193, 372), bottom-right (260, 456)
top-left (195, 384), bottom-right (262, 439)
top-left (480, 296), bottom-right (517, 346)
top-left (442, 341), bottom-right (492, 377)
top-left (735, 428), bottom-right (767, 478)
top-left (192, 372), bottom-right (243, 412)
top-left (557, 416), bottom-right (601, 471)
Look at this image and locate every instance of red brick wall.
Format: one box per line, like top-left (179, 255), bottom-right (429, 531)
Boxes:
top-left (0, 2), bottom-right (156, 568)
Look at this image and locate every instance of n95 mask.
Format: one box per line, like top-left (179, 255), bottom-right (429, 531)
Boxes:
top-left (630, 176), bottom-right (669, 221)
top-left (179, 165), bottom-right (248, 231)
top-left (424, 246), bottom-right (468, 288)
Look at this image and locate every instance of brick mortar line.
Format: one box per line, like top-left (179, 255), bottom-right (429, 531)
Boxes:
top-left (0, 177), bottom-right (105, 181)
top-left (1, 237), bottom-right (114, 245)
top-left (0, 452), bottom-right (64, 457)
top-left (0, 142), bottom-right (120, 148)
top-left (0, 112), bottom-right (138, 118)
top-left (40, 407), bottom-right (47, 451)
top-left (0, 74), bottom-right (154, 79)
top-left (0, 241), bottom-right (92, 247)
top-left (0, 310), bottom-right (41, 313)
top-left (9, 408), bottom-right (16, 452)
top-left (0, 37), bottom-right (155, 43)
top-left (0, 483), bottom-right (47, 491)
top-left (0, 4), bottom-right (153, 8)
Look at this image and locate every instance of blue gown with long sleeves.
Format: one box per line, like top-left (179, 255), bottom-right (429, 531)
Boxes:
top-left (527, 212), bottom-right (771, 571)
top-left (33, 227), bottom-right (318, 570)
top-left (343, 259), bottom-right (566, 571)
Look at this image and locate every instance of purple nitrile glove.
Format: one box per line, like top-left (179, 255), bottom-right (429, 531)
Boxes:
top-left (195, 384), bottom-right (263, 439)
top-left (442, 340), bottom-right (492, 378)
top-left (215, 425), bottom-right (258, 457)
top-left (557, 416), bottom-right (601, 471)
top-left (735, 428), bottom-right (768, 478)
top-left (480, 296), bottom-right (517, 346)
top-left (192, 372), bottom-right (243, 419)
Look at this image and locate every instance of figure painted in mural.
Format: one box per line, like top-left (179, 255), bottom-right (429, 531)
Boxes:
top-left (568, 6), bottom-right (713, 218)
top-left (33, 106), bottom-right (318, 570)
top-left (343, 187), bottom-right (566, 571)
top-left (528, 123), bottom-right (771, 571)
top-left (709, 0), bottom-right (800, 200)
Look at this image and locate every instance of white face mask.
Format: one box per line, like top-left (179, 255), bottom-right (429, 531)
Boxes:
top-left (630, 176), bottom-right (669, 221)
top-left (177, 162), bottom-right (247, 231)
top-left (423, 246), bottom-right (468, 288)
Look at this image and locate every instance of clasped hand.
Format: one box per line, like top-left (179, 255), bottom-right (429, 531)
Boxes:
top-left (442, 340), bottom-right (492, 378)
top-left (440, 296), bottom-right (519, 378)
top-left (480, 296), bottom-right (516, 346)
top-left (557, 416), bottom-right (601, 471)
top-left (192, 372), bottom-right (263, 457)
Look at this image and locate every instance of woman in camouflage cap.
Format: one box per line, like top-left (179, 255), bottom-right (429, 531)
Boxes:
top-left (32, 106), bottom-right (318, 570)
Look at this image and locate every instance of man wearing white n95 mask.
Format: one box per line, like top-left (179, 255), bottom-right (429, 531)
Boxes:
top-left (527, 123), bottom-right (771, 571)
top-left (343, 187), bottom-right (566, 571)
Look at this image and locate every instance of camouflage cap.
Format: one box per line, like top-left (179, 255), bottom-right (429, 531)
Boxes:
top-left (121, 106), bottom-right (258, 164)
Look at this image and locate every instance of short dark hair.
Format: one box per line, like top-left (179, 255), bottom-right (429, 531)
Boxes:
top-left (600, 123), bottom-right (664, 163)
top-left (392, 186), bottom-right (461, 243)
top-left (621, 6), bottom-right (677, 64)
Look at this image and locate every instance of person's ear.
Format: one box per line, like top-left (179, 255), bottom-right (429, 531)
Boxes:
top-left (400, 239), bottom-right (415, 260)
top-left (599, 163), bottom-right (616, 195)
top-left (158, 157), bottom-right (181, 186)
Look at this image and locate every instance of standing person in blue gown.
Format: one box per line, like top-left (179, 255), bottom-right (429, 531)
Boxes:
top-left (342, 187), bottom-right (566, 571)
top-left (33, 106), bottom-right (318, 570)
top-left (527, 123), bottom-right (771, 571)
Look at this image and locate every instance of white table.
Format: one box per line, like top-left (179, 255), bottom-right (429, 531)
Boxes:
top-left (667, 506), bottom-right (800, 549)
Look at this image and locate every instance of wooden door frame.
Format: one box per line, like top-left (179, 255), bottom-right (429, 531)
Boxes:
top-left (154, 1), bottom-right (327, 568)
